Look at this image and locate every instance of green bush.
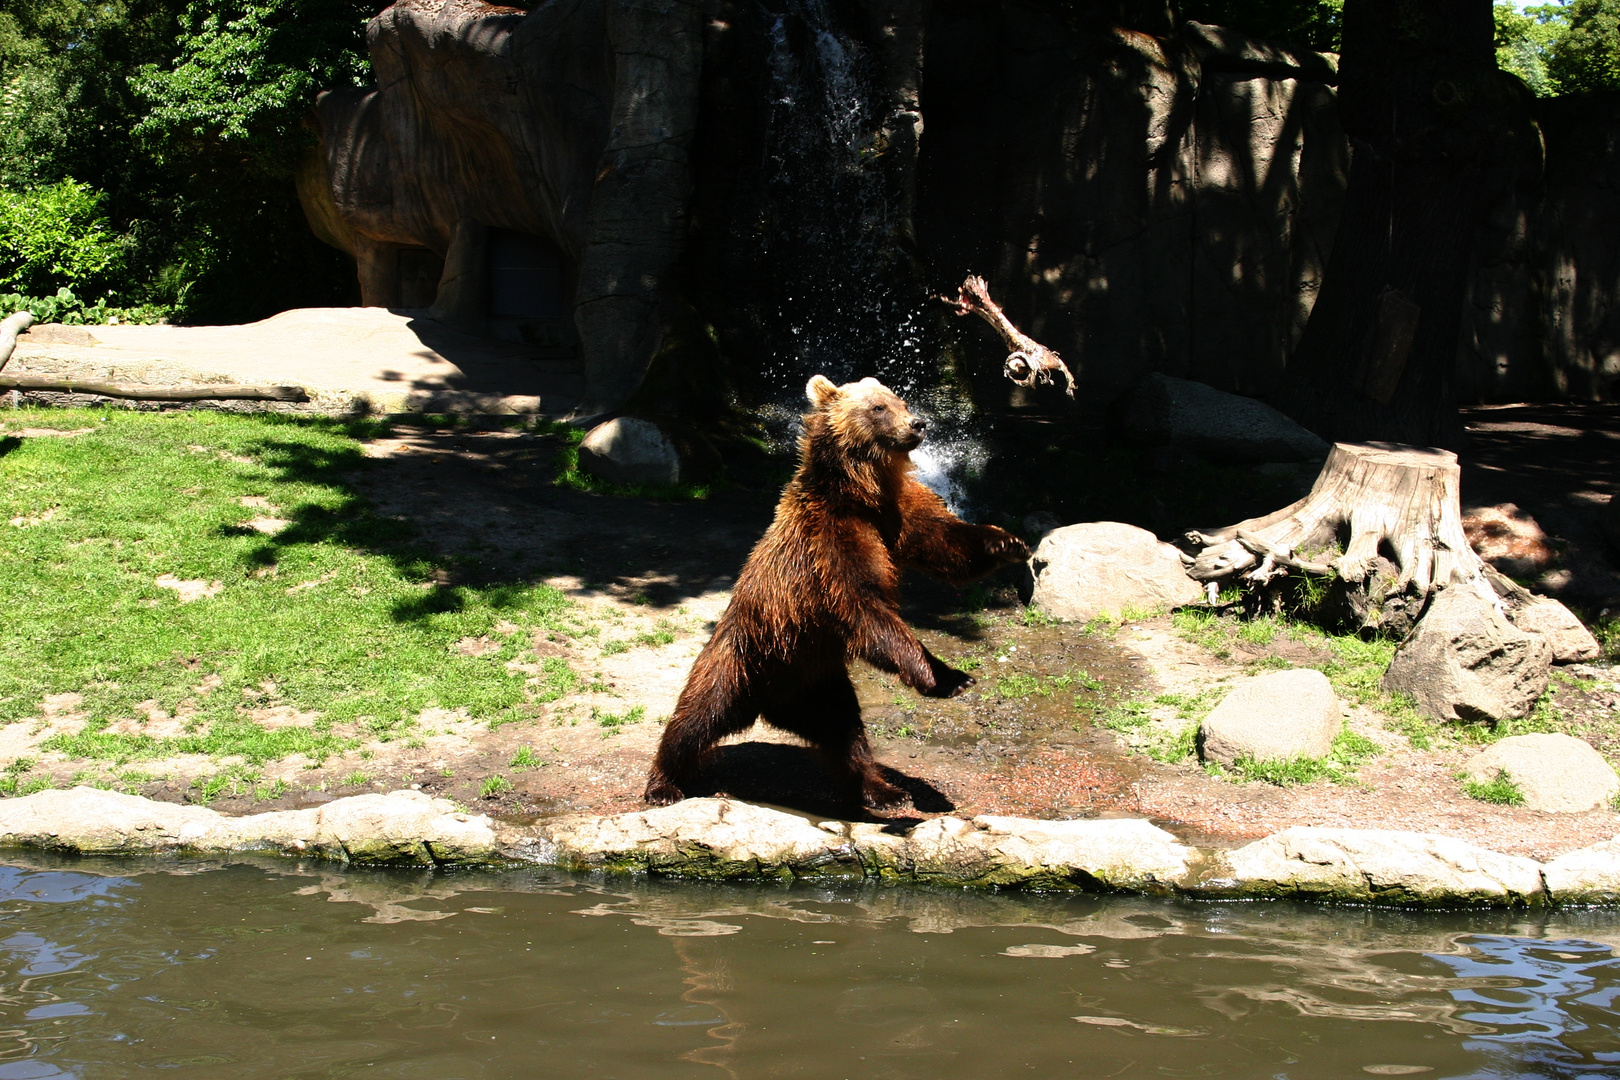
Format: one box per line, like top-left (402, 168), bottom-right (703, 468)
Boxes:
top-left (0, 179), bottom-right (129, 299)
top-left (0, 287), bottom-right (168, 325)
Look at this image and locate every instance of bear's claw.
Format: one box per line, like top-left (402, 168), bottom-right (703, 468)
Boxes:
top-left (862, 782), bottom-right (909, 810)
top-left (643, 781), bottom-right (685, 806)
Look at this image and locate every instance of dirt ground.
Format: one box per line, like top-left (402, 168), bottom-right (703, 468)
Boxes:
top-left (13, 403), bottom-right (1620, 861)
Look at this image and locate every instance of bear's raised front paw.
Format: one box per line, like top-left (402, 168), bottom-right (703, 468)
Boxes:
top-left (862, 780), bottom-right (909, 810)
top-left (643, 780), bottom-right (685, 806)
top-left (924, 667), bottom-right (975, 699)
top-left (988, 531), bottom-right (1032, 562)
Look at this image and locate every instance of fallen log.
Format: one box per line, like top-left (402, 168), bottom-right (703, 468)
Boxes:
top-left (0, 374), bottom-right (309, 402)
top-left (943, 275), bottom-right (1076, 396)
top-left (0, 311), bottom-right (35, 370)
top-left (1181, 442), bottom-right (1499, 632)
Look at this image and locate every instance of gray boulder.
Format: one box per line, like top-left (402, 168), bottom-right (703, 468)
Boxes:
top-left (1216, 827), bottom-right (1545, 905)
top-left (1381, 587), bottom-right (1553, 722)
top-left (1122, 373), bottom-right (1329, 463)
top-left (1199, 668), bottom-right (1341, 767)
top-left (1462, 733), bottom-right (1619, 813)
top-left (1027, 522), bottom-right (1204, 621)
top-left (1543, 836), bottom-right (1620, 904)
top-left (577, 417), bottom-right (681, 487)
top-left (1508, 597), bottom-right (1601, 663)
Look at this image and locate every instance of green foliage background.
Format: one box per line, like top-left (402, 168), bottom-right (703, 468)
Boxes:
top-left (0, 0), bottom-right (371, 325)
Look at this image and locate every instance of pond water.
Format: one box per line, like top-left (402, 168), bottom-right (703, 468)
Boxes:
top-left (2, 856), bottom-right (1618, 1079)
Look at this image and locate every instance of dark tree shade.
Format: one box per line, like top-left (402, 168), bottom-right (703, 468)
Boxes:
top-left (1276, 0), bottom-right (1538, 448)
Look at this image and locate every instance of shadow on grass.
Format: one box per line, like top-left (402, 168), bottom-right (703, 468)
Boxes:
top-left (198, 413), bottom-right (783, 623)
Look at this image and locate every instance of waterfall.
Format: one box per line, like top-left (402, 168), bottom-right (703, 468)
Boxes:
top-left (756, 0), bottom-right (988, 516)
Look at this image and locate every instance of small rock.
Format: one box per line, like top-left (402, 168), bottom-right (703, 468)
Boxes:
top-left (577, 417), bottom-right (681, 487)
top-left (1462, 503), bottom-right (1554, 578)
top-left (1199, 668), bottom-right (1341, 767)
top-left (1381, 587), bottom-right (1552, 722)
top-left (1508, 596), bottom-right (1601, 663)
top-left (1461, 733), bottom-right (1619, 813)
top-left (1121, 373), bottom-right (1328, 463)
top-left (1026, 522), bottom-right (1204, 621)
top-left (19, 323), bottom-right (98, 347)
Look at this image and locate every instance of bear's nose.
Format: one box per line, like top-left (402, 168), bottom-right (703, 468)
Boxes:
top-left (909, 417), bottom-right (926, 434)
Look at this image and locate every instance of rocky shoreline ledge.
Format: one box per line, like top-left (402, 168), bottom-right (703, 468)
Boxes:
top-left (3, 787), bottom-right (1619, 908)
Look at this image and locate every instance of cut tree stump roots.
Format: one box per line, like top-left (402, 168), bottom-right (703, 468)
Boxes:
top-left (1182, 442), bottom-right (1500, 632)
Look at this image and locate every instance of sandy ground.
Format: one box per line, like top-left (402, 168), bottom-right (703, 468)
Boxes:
top-left (10, 308), bottom-right (583, 415)
top-left (7, 403), bottom-right (1620, 862)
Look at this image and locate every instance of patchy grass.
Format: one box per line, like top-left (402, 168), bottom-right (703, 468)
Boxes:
top-left (479, 774), bottom-right (514, 798)
top-left (1020, 606), bottom-right (1057, 628)
top-left (1229, 727), bottom-right (1382, 786)
top-left (510, 746), bottom-right (541, 771)
top-left (0, 408), bottom-right (582, 773)
top-left (1174, 607), bottom-right (1443, 750)
top-left (1462, 768), bottom-right (1526, 806)
top-left (993, 672), bottom-right (1045, 699)
top-left (595, 705), bottom-right (646, 734)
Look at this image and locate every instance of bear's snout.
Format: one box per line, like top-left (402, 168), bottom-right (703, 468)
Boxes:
top-left (909, 417), bottom-right (926, 434)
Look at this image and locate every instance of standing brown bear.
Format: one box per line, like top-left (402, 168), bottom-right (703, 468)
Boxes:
top-left (643, 374), bottom-right (1030, 808)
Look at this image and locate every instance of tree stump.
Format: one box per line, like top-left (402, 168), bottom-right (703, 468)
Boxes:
top-left (1182, 442), bottom-right (1499, 632)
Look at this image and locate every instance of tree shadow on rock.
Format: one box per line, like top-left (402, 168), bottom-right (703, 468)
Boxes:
top-left (685, 740), bottom-right (955, 820)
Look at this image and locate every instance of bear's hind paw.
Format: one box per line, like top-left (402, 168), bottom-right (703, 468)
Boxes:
top-left (643, 781), bottom-right (686, 806)
top-left (861, 781), bottom-right (909, 810)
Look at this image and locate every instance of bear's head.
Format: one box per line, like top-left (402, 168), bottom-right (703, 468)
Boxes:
top-left (805, 374), bottom-right (926, 455)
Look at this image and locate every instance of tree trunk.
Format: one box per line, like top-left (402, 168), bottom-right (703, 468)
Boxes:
top-left (1183, 442), bottom-right (1498, 632)
top-left (1276, 0), bottom-right (1536, 448)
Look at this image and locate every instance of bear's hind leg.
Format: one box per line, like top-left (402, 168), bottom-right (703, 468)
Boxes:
top-left (764, 673), bottom-right (907, 810)
top-left (644, 671), bottom-right (756, 806)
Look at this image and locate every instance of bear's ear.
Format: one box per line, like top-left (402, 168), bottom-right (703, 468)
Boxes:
top-left (806, 374), bottom-right (841, 408)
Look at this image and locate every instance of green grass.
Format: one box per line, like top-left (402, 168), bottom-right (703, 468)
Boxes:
top-left (1462, 768), bottom-right (1526, 806)
top-left (1020, 606), bottom-right (1056, 628)
top-left (1229, 727), bottom-right (1382, 786)
top-left (1050, 668), bottom-right (1103, 692)
top-left (479, 774), bottom-right (514, 798)
top-left (510, 746), bottom-right (541, 770)
top-left (0, 409), bottom-right (581, 770)
top-left (595, 705), bottom-right (646, 733)
top-left (993, 672), bottom-right (1045, 699)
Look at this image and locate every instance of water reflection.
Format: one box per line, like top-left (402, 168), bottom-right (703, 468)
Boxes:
top-left (0, 855), bottom-right (1613, 1078)
top-left (1430, 936), bottom-right (1620, 1078)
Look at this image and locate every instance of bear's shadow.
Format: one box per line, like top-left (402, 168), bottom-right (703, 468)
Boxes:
top-left (682, 742), bottom-right (955, 821)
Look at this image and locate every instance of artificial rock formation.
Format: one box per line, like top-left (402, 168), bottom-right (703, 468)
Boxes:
top-left (1121, 372), bottom-right (1329, 463)
top-left (300, 4), bottom-right (1620, 414)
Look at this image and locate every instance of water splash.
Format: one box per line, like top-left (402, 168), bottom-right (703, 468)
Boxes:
top-left (754, 0), bottom-right (990, 516)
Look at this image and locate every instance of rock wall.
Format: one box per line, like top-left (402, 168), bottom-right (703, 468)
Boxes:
top-left (1462, 91), bottom-right (1620, 404)
top-left (916, 10), bottom-right (1346, 403)
top-left (299, 0), bottom-right (1620, 415)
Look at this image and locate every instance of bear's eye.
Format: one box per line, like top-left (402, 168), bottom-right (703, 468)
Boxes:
top-left (871, 404), bottom-right (887, 413)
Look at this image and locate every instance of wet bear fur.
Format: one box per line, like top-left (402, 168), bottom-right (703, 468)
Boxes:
top-left (643, 374), bottom-right (1031, 808)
